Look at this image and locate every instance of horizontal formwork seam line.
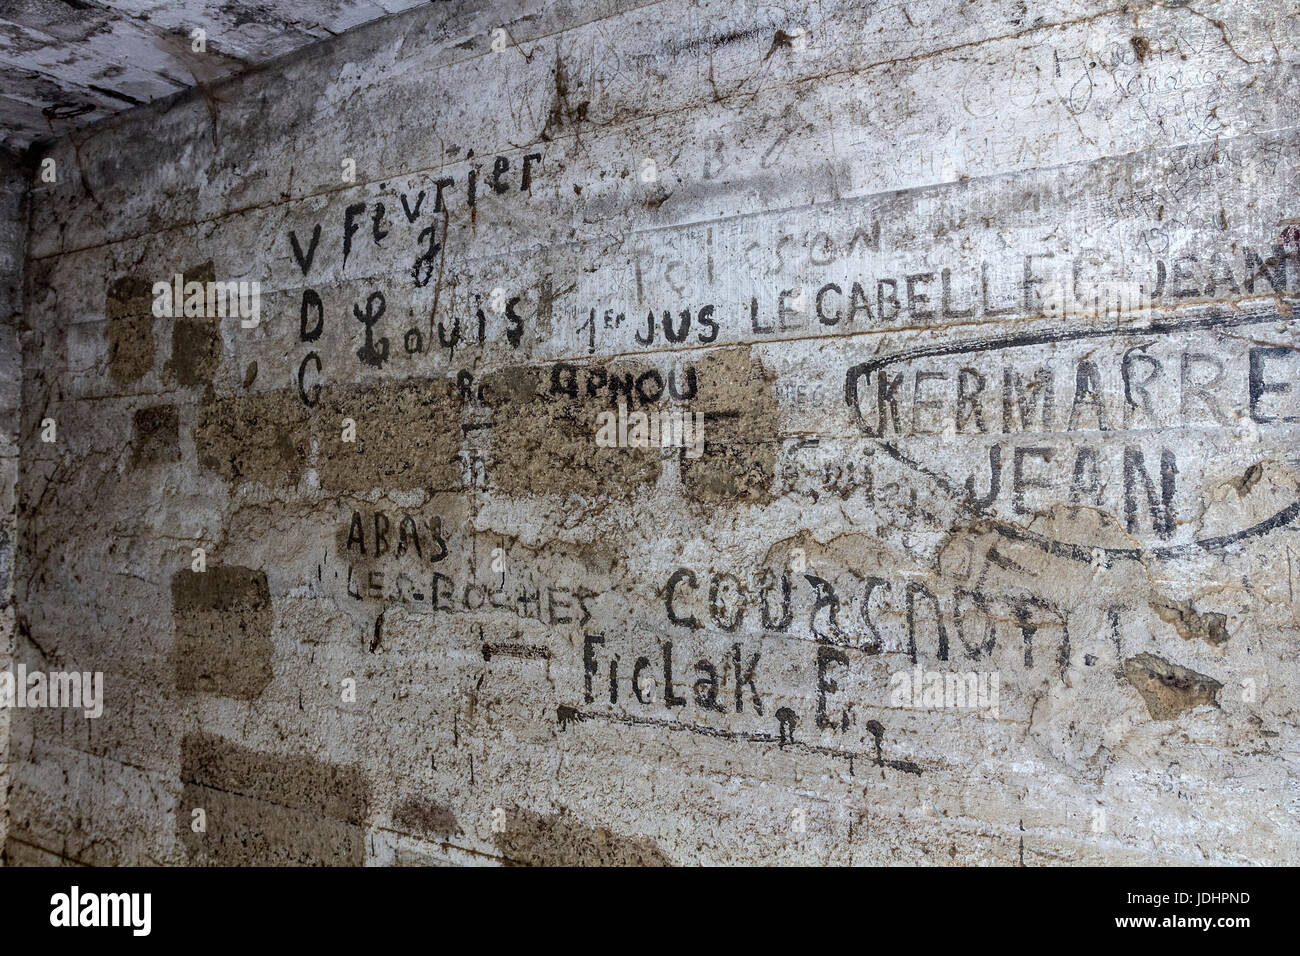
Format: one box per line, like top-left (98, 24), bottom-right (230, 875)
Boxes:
top-left (33, 113), bottom-right (1300, 278)
top-left (369, 824), bottom-right (511, 862)
top-left (37, 300), bottom-right (1300, 418)
top-left (543, 297), bottom-right (1298, 365)
top-left (181, 777), bottom-right (364, 825)
top-left (60, 160), bottom-right (1300, 304)
top-left (0, 828), bottom-right (516, 868)
top-left (43, 402), bottom-right (1300, 444)
top-left (17, 735), bottom-right (166, 780)
top-left (30, 113), bottom-right (1300, 304)
top-left (13, 720), bottom-right (1269, 813)
top-left (49, 203), bottom-right (1296, 365)
top-left (26, 0), bottom-right (1208, 262)
top-left (0, 825), bottom-right (1243, 868)
top-left (1, 833), bottom-right (97, 867)
top-left (17, 735), bottom-right (372, 824)
top-left (40, 239), bottom-right (1300, 350)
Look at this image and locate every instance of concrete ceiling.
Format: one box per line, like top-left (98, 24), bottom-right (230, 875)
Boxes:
top-left (0, 0), bottom-right (427, 152)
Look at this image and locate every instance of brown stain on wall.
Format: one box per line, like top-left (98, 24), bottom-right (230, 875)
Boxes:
top-left (493, 807), bottom-right (671, 866)
top-left (105, 275), bottom-right (155, 385)
top-left (171, 566), bottom-right (273, 699)
top-left (179, 732), bottom-right (370, 866)
top-left (1123, 652), bottom-right (1223, 720)
top-left (1151, 597), bottom-right (1230, 647)
top-left (316, 378), bottom-right (464, 493)
top-left (392, 795), bottom-right (461, 841)
top-left (168, 318), bottom-right (222, 387)
top-left (131, 403), bottom-right (180, 466)
top-left (164, 262), bottom-right (221, 387)
top-left (680, 347), bottom-right (778, 505)
top-left (195, 389), bottom-right (309, 487)
top-left (484, 364), bottom-right (661, 499)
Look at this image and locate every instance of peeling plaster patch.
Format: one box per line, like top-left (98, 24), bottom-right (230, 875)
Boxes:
top-left (1151, 596), bottom-right (1230, 647)
top-left (164, 262), bottom-right (221, 387)
top-left (171, 566), bottom-right (273, 699)
top-left (131, 404), bottom-right (180, 466)
top-left (494, 808), bottom-right (671, 866)
top-left (105, 275), bottom-right (155, 385)
top-left (1122, 653), bottom-right (1223, 720)
top-left (484, 363), bottom-right (661, 500)
top-left (391, 795), bottom-right (461, 841)
top-left (1231, 462), bottom-right (1264, 496)
top-left (316, 379), bottom-right (465, 493)
top-left (196, 390), bottom-right (310, 487)
top-left (680, 347), bottom-right (778, 505)
top-left (179, 732), bottom-right (369, 865)
top-left (167, 317), bottom-right (223, 387)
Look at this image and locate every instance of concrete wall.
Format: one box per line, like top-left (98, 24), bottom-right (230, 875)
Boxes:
top-left (0, 150), bottom-right (24, 863)
top-left (6, 0), bottom-right (1300, 865)
top-left (0, 0), bottom-right (429, 152)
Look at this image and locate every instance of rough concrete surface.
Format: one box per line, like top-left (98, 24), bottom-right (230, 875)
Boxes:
top-left (1, 0), bottom-right (1299, 866)
top-left (0, 0), bottom-right (429, 151)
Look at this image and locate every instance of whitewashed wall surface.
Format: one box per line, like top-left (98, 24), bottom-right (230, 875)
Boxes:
top-left (3, 0), bottom-right (1300, 866)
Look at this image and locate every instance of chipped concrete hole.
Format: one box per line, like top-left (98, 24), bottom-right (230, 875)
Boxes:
top-left (0, 0), bottom-right (1296, 872)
